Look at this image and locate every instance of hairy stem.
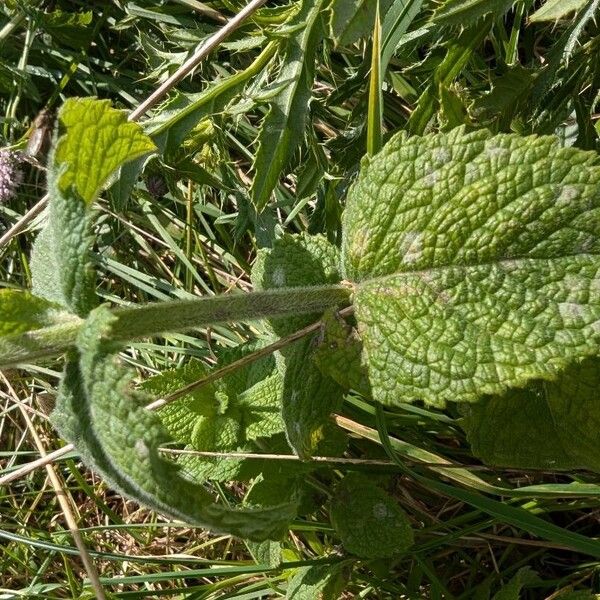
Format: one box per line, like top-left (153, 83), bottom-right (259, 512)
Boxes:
top-left (0, 284), bottom-right (352, 367)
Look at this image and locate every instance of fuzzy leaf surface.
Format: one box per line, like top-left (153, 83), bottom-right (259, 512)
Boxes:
top-left (31, 98), bottom-right (155, 316)
top-left (51, 306), bottom-right (295, 541)
top-left (0, 290), bottom-right (64, 336)
top-left (54, 97), bottom-right (155, 205)
top-left (330, 473), bottom-right (413, 558)
top-left (463, 360), bottom-right (600, 472)
top-left (343, 127), bottom-right (600, 406)
top-left (253, 234), bottom-right (345, 458)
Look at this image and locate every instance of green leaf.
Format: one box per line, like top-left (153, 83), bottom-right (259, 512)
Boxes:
top-left (30, 98), bottom-right (155, 316)
top-left (286, 564), bottom-right (348, 599)
top-left (253, 234), bottom-right (345, 458)
top-left (423, 477), bottom-right (600, 558)
top-left (54, 98), bottom-right (156, 205)
top-left (492, 567), bottom-right (539, 600)
top-left (250, 0), bottom-right (325, 212)
top-left (0, 290), bottom-right (63, 336)
top-left (431, 0), bottom-right (515, 26)
top-left (463, 359), bottom-right (600, 472)
top-left (42, 9), bottom-right (93, 49)
top-left (342, 127), bottom-right (600, 406)
top-left (313, 309), bottom-right (371, 396)
top-left (439, 84), bottom-right (469, 130)
top-left (407, 21), bottom-right (492, 134)
top-left (253, 234), bottom-right (343, 336)
top-left (278, 339), bottom-right (345, 459)
top-left (144, 345), bottom-right (284, 451)
top-left (471, 65), bottom-right (536, 124)
top-left (529, 0), bottom-right (588, 22)
top-left (51, 306), bottom-right (296, 541)
top-left (328, 0), bottom-right (393, 47)
top-left (367, 4), bottom-right (383, 156)
top-left (380, 0), bottom-right (424, 79)
top-left (145, 42), bottom-right (277, 156)
top-left (330, 473), bottom-right (413, 558)
top-left (555, 592), bottom-right (598, 600)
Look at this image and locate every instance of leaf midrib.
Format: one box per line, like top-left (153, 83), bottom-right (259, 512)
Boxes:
top-left (354, 253), bottom-right (600, 287)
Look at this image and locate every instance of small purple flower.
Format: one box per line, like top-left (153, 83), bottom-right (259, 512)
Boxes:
top-left (0, 149), bottom-right (23, 203)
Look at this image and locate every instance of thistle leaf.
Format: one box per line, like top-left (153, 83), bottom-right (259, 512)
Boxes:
top-left (342, 127), bottom-right (600, 406)
top-left (250, 0), bottom-right (325, 211)
top-left (529, 0), bottom-right (588, 22)
top-left (328, 0), bottom-right (393, 47)
top-left (431, 0), bottom-right (515, 26)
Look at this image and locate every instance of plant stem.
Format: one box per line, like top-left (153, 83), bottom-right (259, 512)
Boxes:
top-left (0, 284), bottom-right (352, 367)
top-left (112, 284), bottom-right (351, 340)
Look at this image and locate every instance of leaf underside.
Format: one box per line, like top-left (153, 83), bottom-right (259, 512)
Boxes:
top-left (31, 98), bottom-right (155, 316)
top-left (342, 127), bottom-right (600, 406)
top-left (52, 307), bottom-right (296, 542)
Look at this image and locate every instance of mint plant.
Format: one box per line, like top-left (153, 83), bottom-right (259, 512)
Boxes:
top-left (2, 96), bottom-right (600, 552)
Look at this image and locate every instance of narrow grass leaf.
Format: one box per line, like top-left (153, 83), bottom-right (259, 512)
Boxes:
top-left (380, 0), bottom-right (424, 79)
top-left (367, 4), bottom-right (383, 156)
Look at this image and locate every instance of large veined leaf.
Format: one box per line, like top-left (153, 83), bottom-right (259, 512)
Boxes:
top-left (463, 360), bottom-right (600, 472)
top-left (51, 306), bottom-right (296, 541)
top-left (342, 127), bottom-right (600, 406)
top-left (30, 98), bottom-right (156, 316)
top-left (253, 234), bottom-right (346, 458)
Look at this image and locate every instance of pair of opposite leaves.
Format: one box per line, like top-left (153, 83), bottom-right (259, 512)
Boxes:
top-left (30, 98), bottom-right (600, 540)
